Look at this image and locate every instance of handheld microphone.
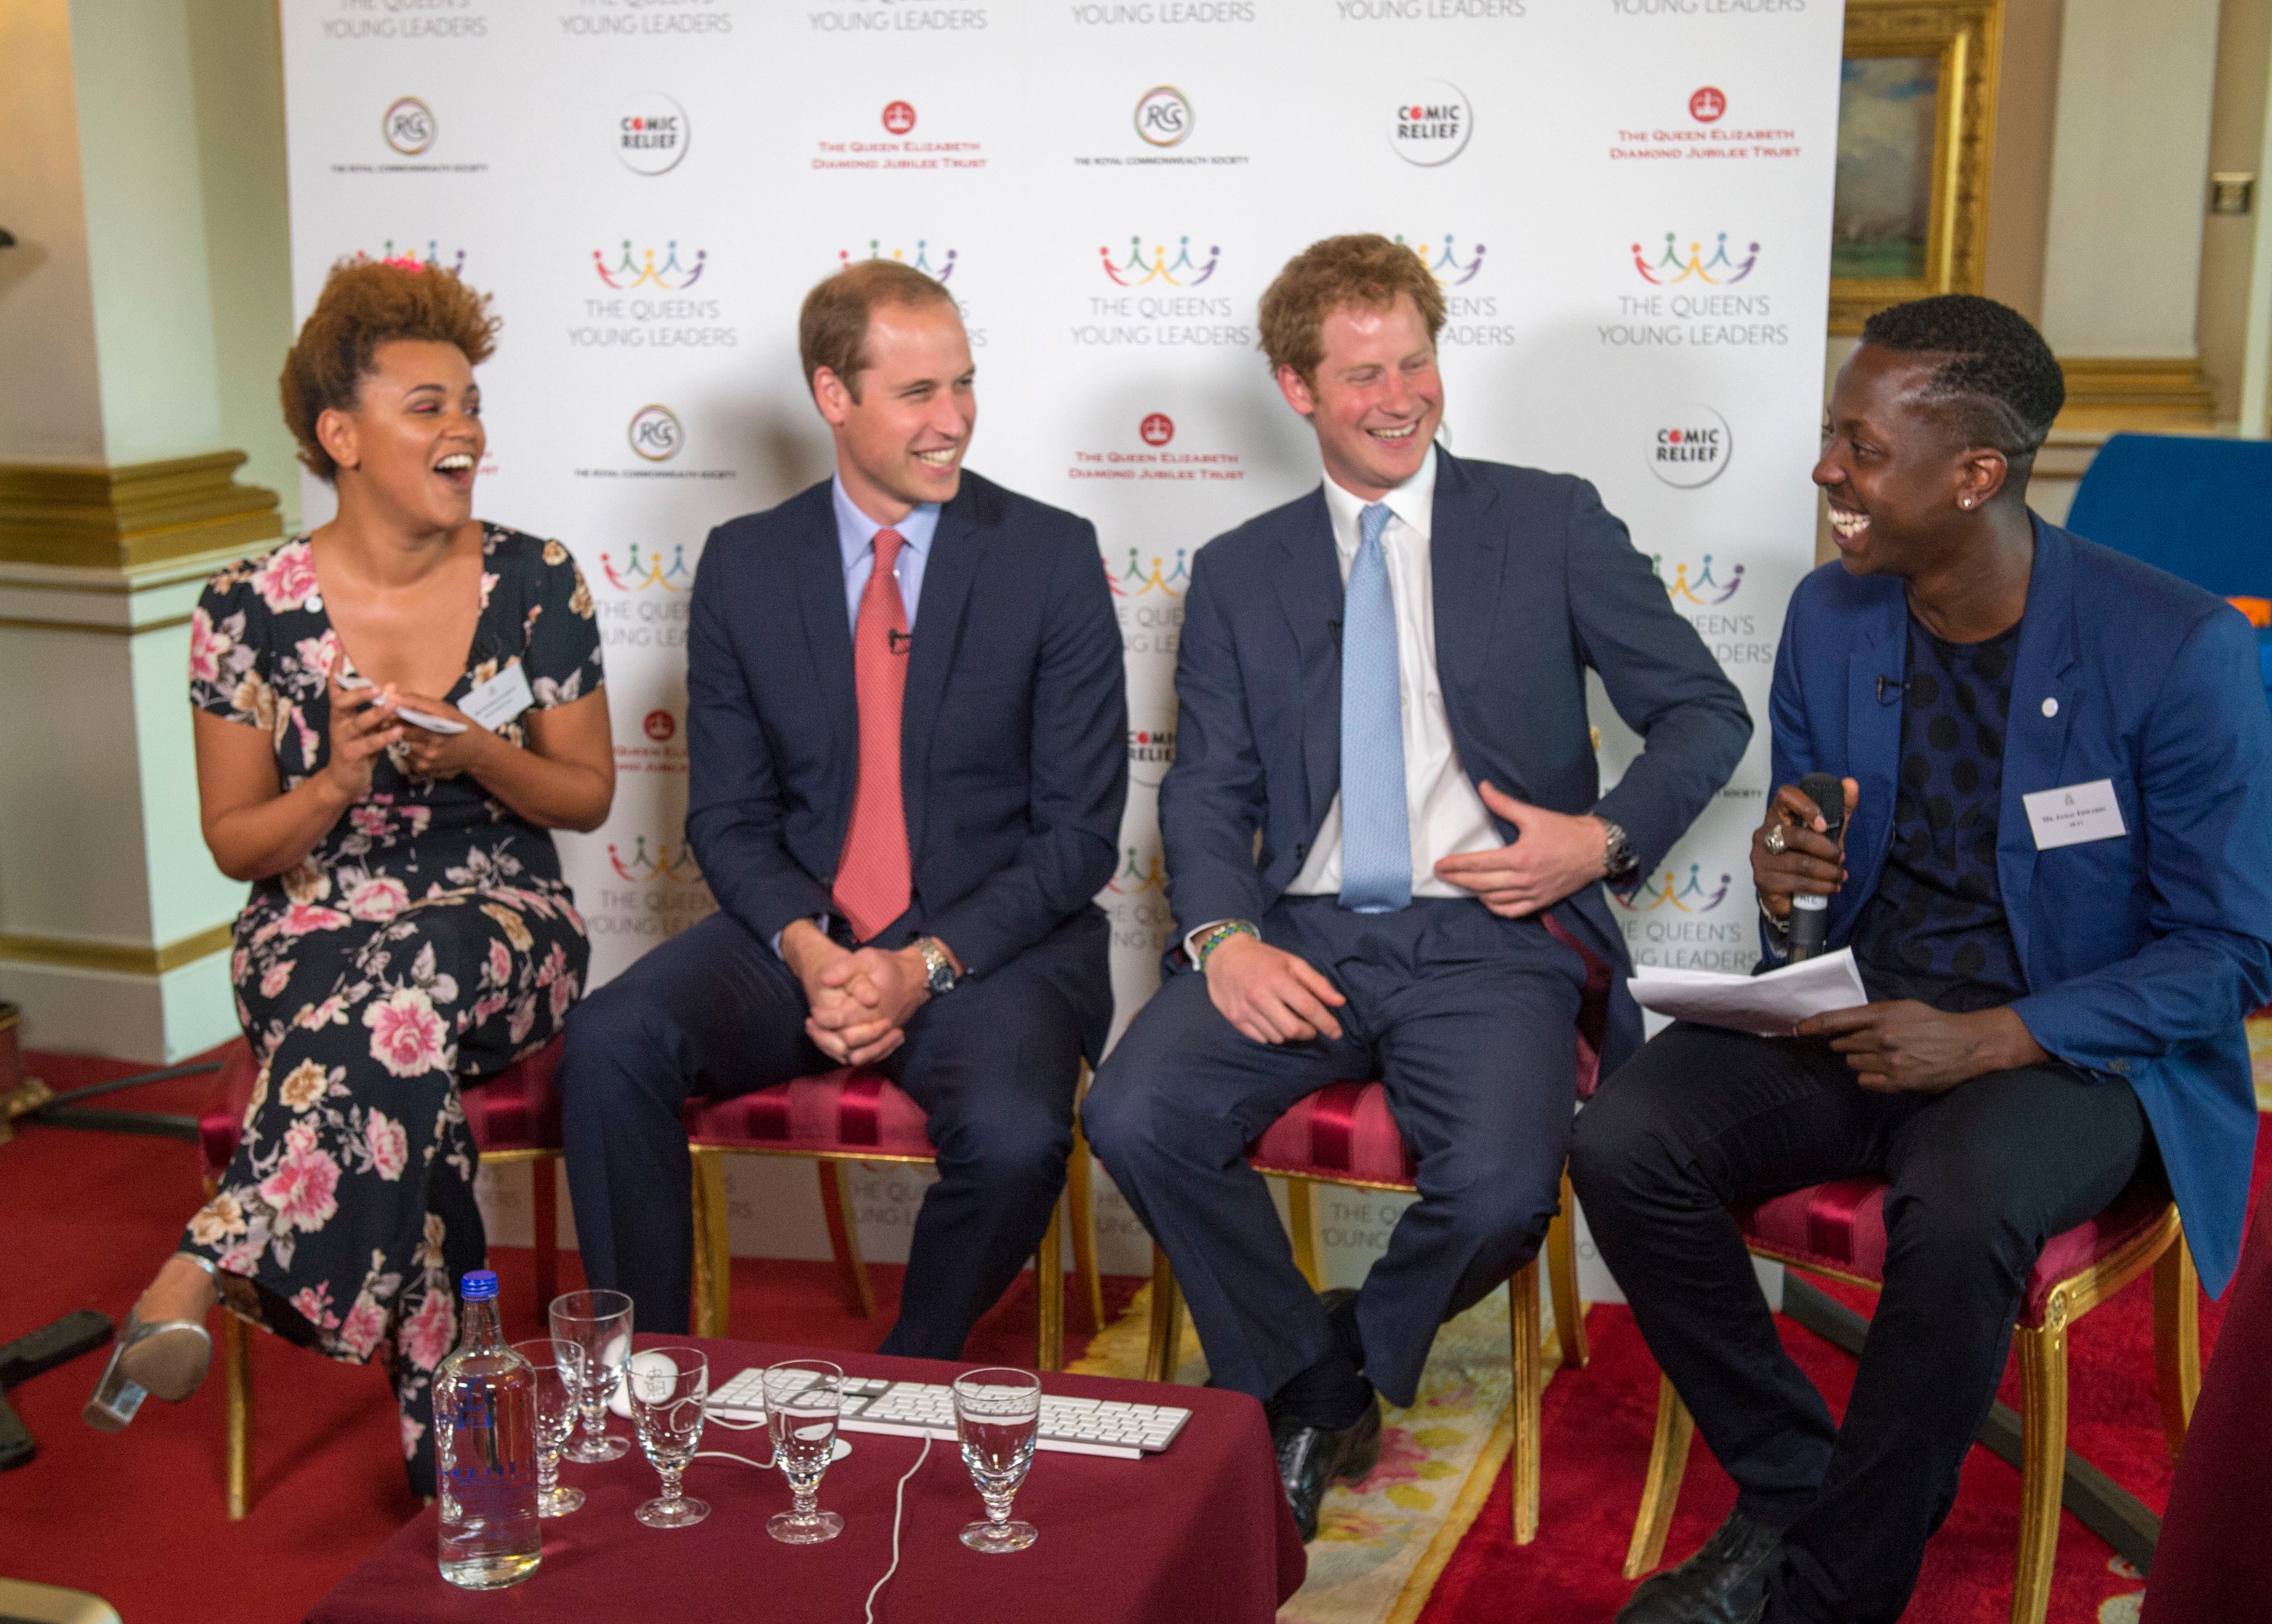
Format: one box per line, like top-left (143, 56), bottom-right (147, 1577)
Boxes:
top-left (1786, 771), bottom-right (1846, 963)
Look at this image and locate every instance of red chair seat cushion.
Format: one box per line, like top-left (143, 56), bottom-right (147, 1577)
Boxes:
top-left (198, 1035), bottom-right (566, 1183)
top-left (1245, 1081), bottom-right (1418, 1189)
top-left (1735, 1171), bottom-right (2174, 1329)
top-left (682, 1068), bottom-right (936, 1158)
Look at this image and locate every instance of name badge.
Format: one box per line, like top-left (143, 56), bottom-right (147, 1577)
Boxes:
top-left (460, 661), bottom-right (536, 731)
top-left (2022, 778), bottom-right (2127, 851)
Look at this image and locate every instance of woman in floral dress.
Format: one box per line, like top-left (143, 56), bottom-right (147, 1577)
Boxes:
top-left (84, 259), bottom-right (613, 1495)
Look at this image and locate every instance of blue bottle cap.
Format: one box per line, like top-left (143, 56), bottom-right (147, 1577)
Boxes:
top-left (460, 1269), bottom-right (500, 1301)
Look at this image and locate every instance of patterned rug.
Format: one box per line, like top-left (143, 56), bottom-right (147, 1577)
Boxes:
top-left (1070, 1279), bottom-right (1564, 1623)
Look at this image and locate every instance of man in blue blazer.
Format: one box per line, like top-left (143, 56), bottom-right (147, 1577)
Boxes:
top-left (1573, 295), bottom-right (2272, 1624)
top-left (1082, 235), bottom-right (1751, 1537)
top-left (560, 261), bottom-right (1127, 1351)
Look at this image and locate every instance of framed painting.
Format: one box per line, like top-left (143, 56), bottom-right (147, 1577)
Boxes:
top-left (1830, 1), bottom-right (2003, 334)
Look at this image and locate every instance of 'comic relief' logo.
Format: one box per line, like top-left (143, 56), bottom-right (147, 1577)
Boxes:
top-left (838, 240), bottom-right (957, 283)
top-left (1646, 405), bottom-right (1732, 489)
top-left (594, 241), bottom-right (708, 291)
top-left (383, 97), bottom-right (436, 155)
top-left (1389, 82), bottom-right (1471, 166)
top-left (616, 95), bottom-right (690, 176)
top-left (1128, 725), bottom-right (1178, 786)
top-left (1100, 236), bottom-right (1219, 288)
top-left (1631, 232), bottom-right (1759, 285)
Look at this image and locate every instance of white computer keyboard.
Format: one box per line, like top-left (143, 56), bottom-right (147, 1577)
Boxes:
top-left (705, 1369), bottom-right (1192, 1460)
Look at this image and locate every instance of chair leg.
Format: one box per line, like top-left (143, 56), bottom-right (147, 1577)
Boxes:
top-left (1509, 1257), bottom-right (1543, 1545)
top-left (2010, 1318), bottom-right (2069, 1624)
top-left (815, 1160), bottom-right (875, 1320)
top-left (2152, 1232), bottom-right (2201, 1461)
top-left (1287, 1179), bottom-right (1325, 1293)
top-left (1037, 1196), bottom-right (1066, 1373)
top-left (1066, 1125), bottom-right (1105, 1334)
top-left (1623, 1373), bottom-right (1694, 1579)
top-left (1144, 1244), bottom-right (1183, 1384)
top-left (1548, 1168), bottom-right (1589, 1370)
top-left (689, 1148), bottom-right (732, 1340)
top-left (531, 1158), bottom-right (559, 1318)
top-left (223, 1311), bottom-right (254, 1521)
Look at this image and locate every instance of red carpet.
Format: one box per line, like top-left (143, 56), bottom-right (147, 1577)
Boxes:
top-left (0, 1046), bottom-right (2249, 1622)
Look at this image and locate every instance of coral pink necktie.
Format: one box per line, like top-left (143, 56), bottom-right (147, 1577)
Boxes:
top-left (833, 528), bottom-right (913, 942)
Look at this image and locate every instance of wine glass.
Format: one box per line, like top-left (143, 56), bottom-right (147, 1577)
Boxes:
top-left (510, 1338), bottom-right (586, 1517)
top-left (627, 1347), bottom-right (710, 1529)
top-left (548, 1289), bottom-right (633, 1464)
top-left (952, 1367), bottom-right (1042, 1553)
top-left (763, 1359), bottom-right (844, 1545)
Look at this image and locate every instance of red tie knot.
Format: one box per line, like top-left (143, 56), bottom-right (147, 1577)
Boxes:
top-left (874, 527), bottom-right (905, 574)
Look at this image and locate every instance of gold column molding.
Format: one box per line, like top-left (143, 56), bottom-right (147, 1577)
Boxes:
top-left (0, 452), bottom-right (281, 571)
top-left (2053, 357), bottom-right (2219, 432)
top-left (0, 921), bottom-right (236, 976)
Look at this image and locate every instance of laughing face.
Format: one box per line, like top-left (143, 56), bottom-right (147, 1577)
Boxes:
top-left (1278, 294), bottom-right (1444, 500)
top-left (1815, 342), bottom-right (2010, 577)
top-left (318, 338), bottom-right (484, 532)
top-left (814, 297), bottom-right (976, 523)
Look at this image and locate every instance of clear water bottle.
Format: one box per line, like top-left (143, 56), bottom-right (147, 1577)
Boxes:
top-left (436, 1269), bottom-right (542, 1589)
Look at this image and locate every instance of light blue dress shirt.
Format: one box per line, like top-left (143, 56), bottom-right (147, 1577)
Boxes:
top-left (833, 475), bottom-right (940, 631)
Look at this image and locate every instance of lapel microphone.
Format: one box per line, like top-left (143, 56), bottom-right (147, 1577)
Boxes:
top-left (1787, 771), bottom-right (1846, 963)
top-left (1875, 674), bottom-right (1910, 705)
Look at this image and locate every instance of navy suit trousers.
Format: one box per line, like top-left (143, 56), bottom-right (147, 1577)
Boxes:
top-left (559, 907), bottom-right (1096, 1352)
top-left (1084, 896), bottom-right (1586, 1407)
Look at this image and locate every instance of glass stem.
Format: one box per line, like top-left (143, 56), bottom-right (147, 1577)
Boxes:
top-left (986, 1490), bottom-right (1014, 1528)
top-left (793, 1482), bottom-right (817, 1518)
top-left (538, 1447), bottom-right (559, 1499)
top-left (662, 1463), bottom-right (684, 1506)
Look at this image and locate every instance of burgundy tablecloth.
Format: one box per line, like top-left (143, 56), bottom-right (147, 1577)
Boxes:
top-left (307, 1338), bottom-right (1305, 1624)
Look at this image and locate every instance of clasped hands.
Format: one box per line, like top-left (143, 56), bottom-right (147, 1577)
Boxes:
top-left (781, 919), bottom-right (955, 1067)
top-left (1754, 775), bottom-right (2046, 1094)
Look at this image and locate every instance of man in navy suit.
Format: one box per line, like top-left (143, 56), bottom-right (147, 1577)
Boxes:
top-left (560, 260), bottom-right (1127, 1351)
top-left (1572, 296), bottom-right (2272, 1624)
top-left (1081, 235), bottom-right (1751, 1537)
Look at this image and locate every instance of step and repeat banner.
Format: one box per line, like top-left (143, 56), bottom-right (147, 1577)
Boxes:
top-left (282, 0), bottom-right (1841, 1284)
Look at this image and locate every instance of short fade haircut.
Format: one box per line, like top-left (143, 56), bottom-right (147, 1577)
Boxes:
top-left (1859, 294), bottom-right (2065, 461)
top-left (280, 258), bottom-right (500, 482)
top-left (798, 259), bottom-right (960, 402)
top-left (1258, 234), bottom-right (1446, 388)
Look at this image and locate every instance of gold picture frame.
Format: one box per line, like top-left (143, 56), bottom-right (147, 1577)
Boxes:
top-left (1829, 0), bottom-right (2003, 334)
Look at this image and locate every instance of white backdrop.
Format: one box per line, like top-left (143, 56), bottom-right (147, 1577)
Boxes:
top-left (281, 0), bottom-right (1842, 1290)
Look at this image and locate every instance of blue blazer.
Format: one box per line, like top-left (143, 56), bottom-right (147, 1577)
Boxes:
top-left (1767, 516), bottom-right (2272, 1293)
top-left (684, 472), bottom-right (1128, 1051)
top-left (1161, 448), bottom-right (1754, 1074)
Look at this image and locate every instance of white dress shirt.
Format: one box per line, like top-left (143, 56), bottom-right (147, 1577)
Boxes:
top-left (1182, 446), bottom-right (1502, 958)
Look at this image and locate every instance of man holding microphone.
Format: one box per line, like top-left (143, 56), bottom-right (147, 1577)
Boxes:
top-left (1572, 295), bottom-right (2272, 1624)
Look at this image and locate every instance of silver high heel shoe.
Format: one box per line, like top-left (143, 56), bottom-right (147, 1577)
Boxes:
top-left (83, 1256), bottom-right (217, 1432)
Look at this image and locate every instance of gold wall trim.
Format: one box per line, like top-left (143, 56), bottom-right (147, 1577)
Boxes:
top-left (0, 921), bottom-right (236, 976)
top-left (0, 453), bottom-right (281, 571)
top-left (0, 613), bottom-right (194, 637)
top-left (2054, 357), bottom-right (2218, 431)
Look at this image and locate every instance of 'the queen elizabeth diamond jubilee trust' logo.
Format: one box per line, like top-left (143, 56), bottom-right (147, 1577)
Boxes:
top-left (1140, 413), bottom-right (1175, 447)
top-left (882, 101), bottom-right (917, 135)
top-left (615, 95), bottom-right (690, 176)
top-left (1390, 83), bottom-right (1471, 166)
top-left (628, 405), bottom-right (684, 462)
top-left (384, 97), bottom-right (436, 156)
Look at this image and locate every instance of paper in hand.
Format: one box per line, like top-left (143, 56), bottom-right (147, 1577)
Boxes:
top-left (1628, 948), bottom-right (1870, 1038)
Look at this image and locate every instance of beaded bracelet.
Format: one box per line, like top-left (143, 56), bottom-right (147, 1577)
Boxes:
top-left (1193, 920), bottom-right (1261, 969)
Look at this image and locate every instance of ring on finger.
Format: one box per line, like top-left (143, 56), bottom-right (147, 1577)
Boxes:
top-left (1764, 825), bottom-right (1787, 854)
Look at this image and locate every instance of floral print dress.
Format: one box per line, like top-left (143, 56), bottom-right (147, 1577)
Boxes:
top-left (184, 525), bottom-right (604, 1493)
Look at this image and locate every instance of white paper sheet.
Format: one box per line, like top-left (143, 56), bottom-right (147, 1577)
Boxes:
top-left (1628, 948), bottom-right (1872, 1038)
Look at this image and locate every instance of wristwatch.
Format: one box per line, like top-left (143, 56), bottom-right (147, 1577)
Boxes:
top-left (915, 937), bottom-right (960, 996)
top-left (1600, 819), bottom-right (1638, 881)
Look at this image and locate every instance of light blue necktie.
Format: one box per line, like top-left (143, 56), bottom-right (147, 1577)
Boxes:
top-left (1339, 502), bottom-right (1411, 914)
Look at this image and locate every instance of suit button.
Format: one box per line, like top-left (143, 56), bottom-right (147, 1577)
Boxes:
top-left (1294, 845), bottom-right (1308, 861)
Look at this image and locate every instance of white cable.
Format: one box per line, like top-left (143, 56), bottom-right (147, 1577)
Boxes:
top-left (864, 1434), bottom-right (932, 1624)
top-left (692, 1449), bottom-right (775, 1470)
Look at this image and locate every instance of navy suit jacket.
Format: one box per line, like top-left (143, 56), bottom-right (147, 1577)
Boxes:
top-left (1161, 448), bottom-right (1754, 1075)
top-left (1766, 516), bottom-right (2272, 1293)
top-left (684, 471), bottom-right (1128, 1052)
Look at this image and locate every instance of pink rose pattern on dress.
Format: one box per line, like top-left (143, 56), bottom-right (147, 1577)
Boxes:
top-left (183, 527), bottom-right (602, 1490)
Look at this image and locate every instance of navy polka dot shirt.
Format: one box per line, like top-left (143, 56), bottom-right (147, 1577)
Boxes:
top-left (1849, 616), bottom-right (2027, 1012)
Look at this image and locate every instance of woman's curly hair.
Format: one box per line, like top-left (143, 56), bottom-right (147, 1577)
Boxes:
top-left (279, 258), bottom-right (501, 481)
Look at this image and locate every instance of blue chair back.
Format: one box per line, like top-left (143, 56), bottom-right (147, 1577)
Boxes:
top-left (2063, 433), bottom-right (2272, 600)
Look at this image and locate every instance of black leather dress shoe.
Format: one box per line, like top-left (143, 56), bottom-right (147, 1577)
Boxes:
top-left (1269, 1396), bottom-right (1381, 1544)
top-left (1616, 1510), bottom-right (1784, 1624)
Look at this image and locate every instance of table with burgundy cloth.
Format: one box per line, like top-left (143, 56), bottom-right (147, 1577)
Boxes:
top-left (307, 1338), bottom-right (1305, 1624)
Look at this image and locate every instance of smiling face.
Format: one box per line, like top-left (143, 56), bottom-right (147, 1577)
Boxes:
top-left (1277, 295), bottom-right (1443, 500)
top-left (1815, 342), bottom-right (2013, 578)
top-left (316, 338), bottom-right (484, 533)
top-left (813, 298), bottom-right (975, 524)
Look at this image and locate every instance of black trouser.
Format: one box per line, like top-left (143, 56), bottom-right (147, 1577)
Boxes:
top-left (559, 906), bottom-right (1102, 1353)
top-left (1569, 1021), bottom-right (2148, 1624)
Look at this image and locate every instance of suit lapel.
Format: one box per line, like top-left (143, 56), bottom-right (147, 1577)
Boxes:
top-left (796, 495), bottom-right (859, 797)
top-left (1841, 584), bottom-right (1908, 939)
top-left (1428, 450), bottom-right (1506, 728)
top-left (1273, 488), bottom-right (1344, 831)
top-left (1997, 518), bottom-right (2079, 977)
top-left (900, 490), bottom-right (985, 864)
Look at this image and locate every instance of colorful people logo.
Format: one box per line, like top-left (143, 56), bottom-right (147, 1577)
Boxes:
top-left (1653, 553), bottom-right (1745, 605)
top-left (1099, 236), bottom-right (1219, 288)
top-left (1630, 232), bottom-right (1760, 286)
top-left (608, 835), bottom-right (703, 885)
top-left (593, 241), bottom-right (708, 291)
top-left (1613, 863), bottom-right (1735, 913)
top-left (599, 541), bottom-right (695, 594)
top-left (353, 240), bottom-right (465, 276)
top-left (838, 240), bottom-right (957, 284)
top-left (1105, 846), bottom-right (1168, 896)
top-left (1394, 234), bottom-right (1486, 286)
top-left (1108, 548), bottom-right (1190, 599)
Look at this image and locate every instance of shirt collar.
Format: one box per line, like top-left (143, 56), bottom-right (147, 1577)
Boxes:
top-left (1320, 443), bottom-right (1436, 555)
top-left (832, 474), bottom-right (941, 571)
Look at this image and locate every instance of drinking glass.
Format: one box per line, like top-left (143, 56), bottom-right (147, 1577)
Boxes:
top-left (510, 1338), bottom-right (586, 1517)
top-left (763, 1359), bottom-right (845, 1545)
top-left (952, 1367), bottom-right (1041, 1553)
top-left (627, 1346), bottom-right (710, 1529)
top-left (548, 1289), bottom-right (633, 1464)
